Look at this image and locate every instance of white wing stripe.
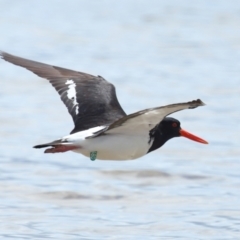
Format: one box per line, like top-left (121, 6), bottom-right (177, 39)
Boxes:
top-left (65, 79), bottom-right (79, 115)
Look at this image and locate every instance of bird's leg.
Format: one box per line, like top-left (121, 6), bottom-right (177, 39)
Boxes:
top-left (44, 145), bottom-right (78, 153)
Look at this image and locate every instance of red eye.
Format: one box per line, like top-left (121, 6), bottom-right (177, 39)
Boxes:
top-left (172, 123), bottom-right (177, 127)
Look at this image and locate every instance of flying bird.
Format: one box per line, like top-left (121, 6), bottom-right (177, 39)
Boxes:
top-left (0, 51), bottom-right (208, 161)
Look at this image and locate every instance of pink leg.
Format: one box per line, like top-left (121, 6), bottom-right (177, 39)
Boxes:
top-left (44, 145), bottom-right (79, 153)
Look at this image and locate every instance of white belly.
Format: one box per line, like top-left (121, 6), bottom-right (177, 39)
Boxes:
top-left (71, 133), bottom-right (151, 160)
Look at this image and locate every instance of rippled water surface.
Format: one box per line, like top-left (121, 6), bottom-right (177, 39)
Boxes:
top-left (0, 0), bottom-right (240, 239)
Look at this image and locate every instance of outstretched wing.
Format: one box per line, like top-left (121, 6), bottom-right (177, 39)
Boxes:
top-left (91, 99), bottom-right (205, 137)
top-left (0, 51), bottom-right (126, 133)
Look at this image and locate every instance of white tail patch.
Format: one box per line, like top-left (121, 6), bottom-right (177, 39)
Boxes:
top-left (65, 79), bottom-right (79, 115)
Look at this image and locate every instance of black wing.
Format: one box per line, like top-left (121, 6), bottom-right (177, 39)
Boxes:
top-left (0, 51), bottom-right (126, 133)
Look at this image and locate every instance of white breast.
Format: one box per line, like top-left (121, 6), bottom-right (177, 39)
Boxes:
top-left (63, 128), bottom-right (152, 160)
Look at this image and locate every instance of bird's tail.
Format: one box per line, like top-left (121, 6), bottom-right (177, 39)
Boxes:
top-left (33, 140), bottom-right (78, 153)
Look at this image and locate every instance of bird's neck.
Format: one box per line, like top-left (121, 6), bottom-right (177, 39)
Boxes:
top-left (148, 133), bottom-right (168, 153)
top-left (147, 128), bottom-right (171, 154)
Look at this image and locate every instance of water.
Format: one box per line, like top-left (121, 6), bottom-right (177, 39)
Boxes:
top-left (0, 0), bottom-right (240, 239)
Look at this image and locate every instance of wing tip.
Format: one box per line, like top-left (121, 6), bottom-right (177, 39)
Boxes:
top-left (0, 50), bottom-right (4, 59)
top-left (0, 50), bottom-right (9, 61)
top-left (188, 99), bottom-right (206, 109)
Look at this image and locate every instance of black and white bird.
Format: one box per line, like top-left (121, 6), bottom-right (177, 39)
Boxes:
top-left (0, 51), bottom-right (208, 161)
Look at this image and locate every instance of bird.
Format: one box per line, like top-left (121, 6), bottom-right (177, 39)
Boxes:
top-left (0, 51), bottom-right (208, 161)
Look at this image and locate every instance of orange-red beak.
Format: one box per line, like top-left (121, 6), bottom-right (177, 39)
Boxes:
top-left (179, 129), bottom-right (208, 144)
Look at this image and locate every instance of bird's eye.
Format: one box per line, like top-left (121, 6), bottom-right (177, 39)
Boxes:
top-left (172, 123), bottom-right (177, 127)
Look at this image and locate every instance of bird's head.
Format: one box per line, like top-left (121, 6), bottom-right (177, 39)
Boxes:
top-left (159, 117), bottom-right (208, 144)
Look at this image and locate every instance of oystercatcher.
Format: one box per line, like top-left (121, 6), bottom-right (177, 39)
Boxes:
top-left (0, 51), bottom-right (208, 160)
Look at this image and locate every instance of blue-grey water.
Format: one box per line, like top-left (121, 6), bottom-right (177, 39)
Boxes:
top-left (0, 0), bottom-right (240, 239)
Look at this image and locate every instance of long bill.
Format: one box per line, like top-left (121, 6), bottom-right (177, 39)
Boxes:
top-left (179, 129), bottom-right (208, 144)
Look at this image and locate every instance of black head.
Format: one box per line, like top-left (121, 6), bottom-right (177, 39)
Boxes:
top-left (158, 117), bottom-right (181, 139)
top-left (147, 117), bottom-right (208, 154)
